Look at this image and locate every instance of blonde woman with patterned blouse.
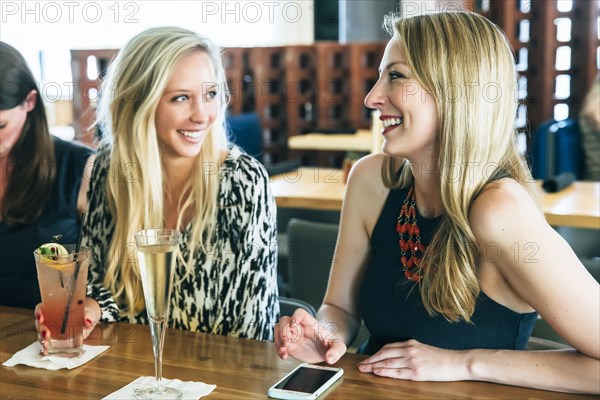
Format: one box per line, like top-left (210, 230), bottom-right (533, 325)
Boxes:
top-left (36, 27), bottom-right (279, 344)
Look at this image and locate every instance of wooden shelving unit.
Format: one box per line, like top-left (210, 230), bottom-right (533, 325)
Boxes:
top-left (314, 42), bottom-right (353, 132)
top-left (349, 43), bottom-right (384, 130)
top-left (223, 42), bottom-right (385, 166)
top-left (467, 0), bottom-right (600, 131)
top-left (250, 47), bottom-right (286, 164)
top-left (223, 47), bottom-right (254, 115)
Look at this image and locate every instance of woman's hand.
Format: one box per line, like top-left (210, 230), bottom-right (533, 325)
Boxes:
top-left (274, 308), bottom-right (347, 364)
top-left (34, 297), bottom-right (101, 355)
top-left (357, 339), bottom-right (469, 381)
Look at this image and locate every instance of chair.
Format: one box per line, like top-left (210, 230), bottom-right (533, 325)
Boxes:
top-left (279, 296), bottom-right (317, 318)
top-left (284, 218), bottom-right (372, 351)
top-left (527, 316), bottom-right (573, 350)
top-left (225, 112), bottom-right (301, 176)
top-left (286, 218), bottom-right (339, 311)
top-left (225, 112), bottom-right (263, 159)
top-left (276, 210), bottom-right (340, 298)
top-left (529, 118), bottom-right (584, 179)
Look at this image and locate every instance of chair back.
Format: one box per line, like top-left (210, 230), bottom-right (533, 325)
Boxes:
top-left (226, 112), bottom-right (263, 159)
top-left (529, 118), bottom-right (584, 179)
top-left (527, 316), bottom-right (573, 350)
top-left (278, 296), bottom-right (317, 318)
top-left (286, 218), bottom-right (339, 311)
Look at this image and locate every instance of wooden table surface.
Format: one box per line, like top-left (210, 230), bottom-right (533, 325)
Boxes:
top-left (1, 306), bottom-right (596, 399)
top-left (287, 130), bottom-right (373, 152)
top-left (271, 168), bottom-right (600, 229)
top-left (270, 168), bottom-right (346, 211)
top-left (541, 181), bottom-right (600, 229)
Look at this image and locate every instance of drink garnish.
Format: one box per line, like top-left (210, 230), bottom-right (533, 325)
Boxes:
top-left (38, 243), bottom-right (69, 263)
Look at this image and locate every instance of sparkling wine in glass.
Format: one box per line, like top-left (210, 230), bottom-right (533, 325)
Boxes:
top-left (134, 228), bottom-right (182, 399)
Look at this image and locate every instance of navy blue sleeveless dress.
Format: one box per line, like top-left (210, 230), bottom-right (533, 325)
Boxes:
top-left (0, 137), bottom-right (93, 309)
top-left (359, 185), bottom-right (537, 355)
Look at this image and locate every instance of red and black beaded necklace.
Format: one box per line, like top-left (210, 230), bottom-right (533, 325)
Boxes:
top-left (396, 184), bottom-right (427, 282)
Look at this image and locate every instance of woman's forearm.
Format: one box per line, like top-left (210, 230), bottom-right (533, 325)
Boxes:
top-left (466, 348), bottom-right (600, 394)
top-left (317, 303), bottom-right (361, 347)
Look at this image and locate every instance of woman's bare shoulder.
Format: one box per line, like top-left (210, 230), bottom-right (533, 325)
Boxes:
top-left (344, 153), bottom-right (400, 235)
top-left (348, 153), bottom-right (399, 187)
top-left (469, 178), bottom-right (542, 243)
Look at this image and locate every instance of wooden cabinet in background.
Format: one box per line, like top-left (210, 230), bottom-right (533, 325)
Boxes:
top-left (466, 0), bottom-right (600, 136)
top-left (349, 43), bottom-right (383, 129)
top-left (314, 42), bottom-right (352, 132)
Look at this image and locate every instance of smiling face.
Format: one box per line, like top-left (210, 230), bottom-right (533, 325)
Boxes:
top-left (0, 90), bottom-right (36, 161)
top-left (364, 37), bottom-right (439, 161)
top-left (155, 50), bottom-right (219, 161)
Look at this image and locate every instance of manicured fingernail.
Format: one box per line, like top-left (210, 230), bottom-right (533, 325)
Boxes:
top-left (41, 330), bottom-right (47, 338)
top-left (85, 319), bottom-right (93, 325)
top-left (36, 315), bottom-right (40, 322)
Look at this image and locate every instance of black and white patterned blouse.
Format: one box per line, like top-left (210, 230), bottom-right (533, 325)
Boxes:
top-left (82, 145), bottom-right (279, 341)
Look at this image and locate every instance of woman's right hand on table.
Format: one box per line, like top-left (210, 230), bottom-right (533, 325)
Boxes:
top-left (274, 308), bottom-right (347, 365)
top-left (34, 297), bottom-right (101, 355)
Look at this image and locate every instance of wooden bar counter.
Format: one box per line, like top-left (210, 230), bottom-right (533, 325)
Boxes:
top-left (0, 307), bottom-right (596, 399)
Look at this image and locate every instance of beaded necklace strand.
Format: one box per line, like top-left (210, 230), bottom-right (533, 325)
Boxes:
top-left (396, 184), bottom-right (427, 282)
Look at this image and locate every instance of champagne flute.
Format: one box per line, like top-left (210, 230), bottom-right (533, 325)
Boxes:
top-left (134, 228), bottom-right (182, 399)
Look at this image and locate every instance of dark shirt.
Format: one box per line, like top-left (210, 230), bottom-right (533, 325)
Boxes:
top-left (359, 184), bottom-right (538, 355)
top-left (0, 137), bottom-right (93, 309)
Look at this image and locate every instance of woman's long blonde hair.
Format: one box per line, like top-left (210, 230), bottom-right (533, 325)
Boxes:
top-left (95, 27), bottom-right (229, 318)
top-left (382, 12), bottom-right (534, 322)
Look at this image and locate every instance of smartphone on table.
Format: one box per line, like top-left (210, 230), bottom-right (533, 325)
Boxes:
top-left (268, 363), bottom-right (344, 399)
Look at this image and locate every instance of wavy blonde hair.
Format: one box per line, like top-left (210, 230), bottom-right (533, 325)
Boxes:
top-left (95, 27), bottom-right (229, 318)
top-left (381, 12), bottom-right (534, 322)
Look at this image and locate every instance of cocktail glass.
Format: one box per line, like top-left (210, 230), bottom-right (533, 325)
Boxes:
top-left (33, 245), bottom-right (90, 357)
top-left (134, 228), bottom-right (182, 399)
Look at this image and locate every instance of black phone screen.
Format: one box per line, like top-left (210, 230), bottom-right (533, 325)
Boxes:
top-left (274, 367), bottom-right (338, 394)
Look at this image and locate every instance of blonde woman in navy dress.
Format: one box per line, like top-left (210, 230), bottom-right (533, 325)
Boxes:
top-left (274, 12), bottom-right (599, 394)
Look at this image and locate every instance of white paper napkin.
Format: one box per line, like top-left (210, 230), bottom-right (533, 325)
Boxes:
top-left (102, 377), bottom-right (216, 399)
top-left (2, 341), bottom-right (109, 370)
